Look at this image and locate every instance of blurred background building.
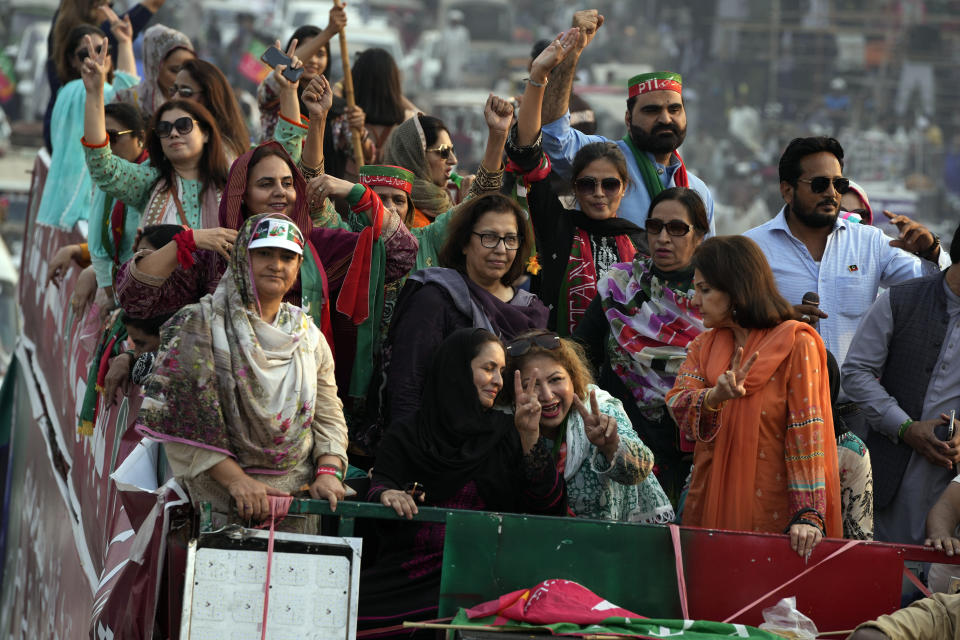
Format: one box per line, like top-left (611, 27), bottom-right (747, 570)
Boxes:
top-left (1, 0), bottom-right (958, 244)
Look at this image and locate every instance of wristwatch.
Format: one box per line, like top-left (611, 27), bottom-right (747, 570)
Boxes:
top-left (919, 233), bottom-right (941, 261)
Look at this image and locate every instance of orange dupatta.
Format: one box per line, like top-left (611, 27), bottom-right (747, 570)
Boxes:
top-left (687, 321), bottom-right (841, 537)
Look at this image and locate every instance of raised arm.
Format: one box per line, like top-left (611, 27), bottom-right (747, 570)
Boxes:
top-left (480, 93), bottom-right (513, 175)
top-left (271, 39), bottom-right (304, 125)
top-left (294, 5), bottom-right (346, 64)
top-left (81, 34), bottom-right (109, 146)
top-left (301, 75), bottom-right (334, 173)
top-left (541, 10), bottom-right (604, 125)
top-left (519, 28), bottom-right (579, 146)
top-left (101, 7), bottom-right (137, 77)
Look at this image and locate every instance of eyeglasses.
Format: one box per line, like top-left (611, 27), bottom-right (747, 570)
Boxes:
top-left (168, 84), bottom-right (200, 98)
top-left (797, 177), bottom-right (850, 194)
top-left (426, 144), bottom-right (455, 160)
top-left (505, 332), bottom-right (561, 357)
top-left (574, 176), bottom-right (622, 196)
top-left (645, 219), bottom-right (693, 236)
top-left (106, 129), bottom-right (134, 144)
top-left (471, 231), bottom-right (521, 250)
top-left (155, 116), bottom-right (198, 138)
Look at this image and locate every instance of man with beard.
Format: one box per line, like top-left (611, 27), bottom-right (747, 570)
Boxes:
top-left (744, 137), bottom-right (946, 370)
top-left (538, 10), bottom-right (714, 230)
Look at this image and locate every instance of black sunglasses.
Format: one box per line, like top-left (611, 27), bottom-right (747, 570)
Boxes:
top-left (106, 129), bottom-right (134, 144)
top-left (574, 176), bottom-right (622, 196)
top-left (505, 332), bottom-right (561, 357)
top-left (645, 219), bottom-right (692, 236)
top-left (155, 116), bottom-right (197, 138)
top-left (797, 177), bottom-right (850, 194)
top-left (426, 144), bottom-right (455, 160)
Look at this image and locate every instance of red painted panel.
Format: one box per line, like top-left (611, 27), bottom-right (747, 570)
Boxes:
top-left (681, 526), bottom-right (960, 632)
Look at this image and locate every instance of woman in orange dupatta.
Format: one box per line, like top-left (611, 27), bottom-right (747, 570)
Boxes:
top-left (666, 236), bottom-right (841, 558)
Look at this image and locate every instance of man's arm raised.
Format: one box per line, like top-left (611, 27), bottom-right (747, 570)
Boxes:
top-left (541, 9), bottom-right (604, 125)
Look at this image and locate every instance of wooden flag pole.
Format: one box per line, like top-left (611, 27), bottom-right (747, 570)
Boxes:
top-left (333, 0), bottom-right (365, 170)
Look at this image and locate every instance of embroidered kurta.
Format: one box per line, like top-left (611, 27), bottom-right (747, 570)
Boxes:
top-left (666, 323), bottom-right (841, 536)
top-left (84, 143), bottom-right (220, 229)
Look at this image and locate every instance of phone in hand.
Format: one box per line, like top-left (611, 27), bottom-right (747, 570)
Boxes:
top-left (949, 410), bottom-right (957, 440)
top-left (260, 46), bottom-right (304, 83)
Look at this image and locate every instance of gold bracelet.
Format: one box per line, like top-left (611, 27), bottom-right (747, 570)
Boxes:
top-left (703, 390), bottom-right (725, 412)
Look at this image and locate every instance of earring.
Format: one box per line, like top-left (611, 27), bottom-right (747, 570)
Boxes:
top-left (731, 307), bottom-right (738, 319)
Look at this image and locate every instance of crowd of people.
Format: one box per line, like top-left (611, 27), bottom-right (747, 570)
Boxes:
top-left (35, 0), bottom-right (960, 635)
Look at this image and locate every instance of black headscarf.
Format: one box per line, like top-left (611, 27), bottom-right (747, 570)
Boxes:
top-left (375, 328), bottom-right (523, 505)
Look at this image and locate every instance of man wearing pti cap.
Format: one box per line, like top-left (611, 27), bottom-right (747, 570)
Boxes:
top-left (538, 9), bottom-right (714, 231)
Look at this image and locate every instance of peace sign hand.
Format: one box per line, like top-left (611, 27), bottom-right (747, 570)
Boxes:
top-left (80, 34), bottom-right (109, 94)
top-left (708, 347), bottom-right (759, 408)
top-left (573, 389), bottom-right (619, 460)
top-left (101, 6), bottom-right (133, 44)
top-left (513, 370), bottom-right (541, 452)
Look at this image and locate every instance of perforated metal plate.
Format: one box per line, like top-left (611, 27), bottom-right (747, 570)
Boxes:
top-left (182, 531), bottom-right (361, 640)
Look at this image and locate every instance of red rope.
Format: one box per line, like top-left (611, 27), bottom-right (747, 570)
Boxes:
top-left (259, 496), bottom-right (294, 640)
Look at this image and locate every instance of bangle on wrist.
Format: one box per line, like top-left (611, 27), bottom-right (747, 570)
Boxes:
top-left (898, 418), bottom-right (914, 441)
top-left (703, 388), bottom-right (725, 412)
top-left (527, 76), bottom-right (548, 88)
top-left (315, 464), bottom-right (344, 482)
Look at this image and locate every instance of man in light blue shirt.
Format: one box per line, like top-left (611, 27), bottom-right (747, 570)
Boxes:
top-left (536, 9), bottom-right (714, 232)
top-left (744, 136), bottom-right (946, 371)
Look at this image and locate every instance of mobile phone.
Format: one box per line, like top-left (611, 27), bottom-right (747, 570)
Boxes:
top-left (260, 46), bottom-right (304, 83)
top-left (949, 410), bottom-right (957, 440)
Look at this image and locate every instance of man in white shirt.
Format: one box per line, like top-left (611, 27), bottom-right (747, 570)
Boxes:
top-left (744, 136), bottom-right (946, 370)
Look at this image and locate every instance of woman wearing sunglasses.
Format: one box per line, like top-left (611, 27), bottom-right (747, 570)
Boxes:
top-left (36, 20), bottom-right (138, 231)
top-left (82, 35), bottom-right (229, 233)
top-left (112, 24), bottom-right (194, 115)
top-left (665, 236), bottom-right (841, 559)
top-left (381, 112), bottom-right (499, 227)
top-left (508, 29), bottom-right (645, 336)
top-left (171, 59), bottom-right (251, 160)
top-left (361, 328), bottom-right (565, 632)
top-left (504, 331), bottom-right (674, 523)
top-left (574, 187), bottom-right (708, 502)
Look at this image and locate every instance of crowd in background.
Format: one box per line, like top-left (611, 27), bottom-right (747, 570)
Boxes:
top-left (14, 0), bottom-right (960, 637)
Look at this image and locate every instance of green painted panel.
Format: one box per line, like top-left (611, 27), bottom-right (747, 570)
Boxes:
top-left (439, 511), bottom-right (682, 619)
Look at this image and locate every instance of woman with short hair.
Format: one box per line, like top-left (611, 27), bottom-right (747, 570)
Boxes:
top-left (507, 29), bottom-right (646, 335)
top-left (504, 330), bottom-right (673, 523)
top-left (574, 186), bottom-right (709, 501)
top-left (666, 236), bottom-right (841, 558)
top-left (384, 193), bottom-right (548, 428)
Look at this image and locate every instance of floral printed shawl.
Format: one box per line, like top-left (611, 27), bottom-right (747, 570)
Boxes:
top-left (562, 385), bottom-right (675, 523)
top-left (136, 213), bottom-right (320, 473)
top-left (598, 256), bottom-right (703, 414)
